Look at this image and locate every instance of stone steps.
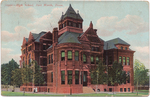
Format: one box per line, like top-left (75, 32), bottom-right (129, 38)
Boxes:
top-left (83, 86), bottom-right (95, 93)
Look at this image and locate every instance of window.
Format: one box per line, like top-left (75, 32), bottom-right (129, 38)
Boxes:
top-left (91, 56), bottom-right (94, 64)
top-left (69, 22), bottom-right (71, 26)
top-left (61, 71), bottom-right (65, 84)
top-left (127, 71), bottom-right (130, 83)
top-left (29, 54), bottom-right (31, 64)
top-left (83, 54), bottom-right (86, 63)
top-left (125, 47), bottom-right (127, 50)
top-left (79, 24), bottom-right (81, 28)
top-left (68, 51), bottom-right (72, 60)
top-left (119, 56), bottom-right (122, 64)
top-left (95, 47), bottom-right (99, 51)
top-left (81, 71), bottom-right (83, 84)
top-left (28, 46), bottom-right (31, 51)
top-left (49, 55), bottom-right (50, 64)
top-left (120, 88), bottom-right (122, 92)
top-left (75, 71), bottom-right (79, 84)
top-left (121, 46), bottom-right (123, 50)
top-left (43, 45), bottom-right (46, 50)
top-left (96, 57), bottom-right (99, 64)
top-left (73, 23), bottom-right (76, 27)
top-left (43, 58), bottom-right (47, 66)
top-left (51, 72), bottom-right (53, 82)
top-left (68, 71), bottom-right (72, 84)
top-left (92, 47), bottom-right (94, 51)
top-left (123, 57), bottom-right (126, 65)
top-left (64, 22), bottom-right (66, 27)
top-left (51, 54), bottom-right (53, 63)
top-left (124, 88), bottom-right (126, 92)
top-left (75, 51), bottom-right (79, 61)
top-left (127, 57), bottom-right (130, 65)
top-left (61, 51), bottom-right (65, 61)
top-left (128, 88), bottom-right (130, 92)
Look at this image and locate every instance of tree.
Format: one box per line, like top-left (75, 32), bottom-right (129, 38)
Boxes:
top-left (90, 60), bottom-right (107, 85)
top-left (30, 60), bottom-right (44, 86)
top-left (108, 61), bottom-right (127, 94)
top-left (1, 59), bottom-right (19, 91)
top-left (21, 64), bottom-right (33, 85)
top-left (134, 59), bottom-right (149, 95)
top-left (11, 69), bottom-right (23, 91)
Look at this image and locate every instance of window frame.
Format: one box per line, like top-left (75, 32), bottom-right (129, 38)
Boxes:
top-left (67, 51), bottom-right (72, 60)
top-left (123, 57), bottom-right (126, 65)
top-left (83, 54), bottom-right (87, 63)
top-left (119, 56), bottom-right (122, 64)
top-left (61, 71), bottom-right (65, 84)
top-left (75, 51), bottom-right (79, 61)
top-left (68, 70), bottom-right (72, 84)
top-left (91, 56), bottom-right (94, 64)
top-left (51, 54), bottom-right (53, 63)
top-left (61, 51), bottom-right (65, 61)
top-left (127, 57), bottom-right (130, 65)
top-left (51, 72), bottom-right (53, 82)
top-left (75, 71), bottom-right (79, 84)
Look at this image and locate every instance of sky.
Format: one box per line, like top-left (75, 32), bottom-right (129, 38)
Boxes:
top-left (1, 1), bottom-right (149, 69)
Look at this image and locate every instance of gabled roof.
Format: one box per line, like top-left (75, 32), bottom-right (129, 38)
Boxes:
top-left (31, 31), bottom-right (47, 42)
top-left (103, 38), bottom-right (130, 50)
top-left (59, 4), bottom-right (83, 22)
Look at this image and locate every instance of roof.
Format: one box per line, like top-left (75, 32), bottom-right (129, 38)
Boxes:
top-left (59, 4), bottom-right (83, 22)
top-left (31, 31), bottom-right (46, 42)
top-left (58, 31), bottom-right (81, 44)
top-left (103, 38), bottom-right (130, 50)
top-left (48, 31), bottom-right (82, 49)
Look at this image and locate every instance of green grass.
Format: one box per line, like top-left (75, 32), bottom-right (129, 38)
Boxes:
top-left (1, 90), bottom-right (149, 96)
top-left (1, 91), bottom-right (65, 96)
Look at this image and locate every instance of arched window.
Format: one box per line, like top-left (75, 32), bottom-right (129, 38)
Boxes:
top-left (121, 46), bottom-right (123, 49)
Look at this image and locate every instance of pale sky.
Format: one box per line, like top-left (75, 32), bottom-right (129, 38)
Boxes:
top-left (1, 1), bottom-right (149, 69)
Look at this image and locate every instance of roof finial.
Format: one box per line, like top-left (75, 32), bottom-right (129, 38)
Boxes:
top-left (69, 4), bottom-right (72, 7)
top-left (90, 21), bottom-right (93, 28)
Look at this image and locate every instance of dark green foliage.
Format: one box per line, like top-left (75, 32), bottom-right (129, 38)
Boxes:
top-left (108, 61), bottom-right (127, 85)
top-left (90, 60), bottom-right (107, 84)
top-left (11, 69), bottom-right (23, 87)
top-left (30, 60), bottom-right (44, 86)
top-left (21, 64), bottom-right (33, 84)
top-left (1, 59), bottom-right (19, 85)
top-left (134, 59), bottom-right (149, 95)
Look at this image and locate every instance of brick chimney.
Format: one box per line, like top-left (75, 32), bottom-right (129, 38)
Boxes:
top-left (52, 27), bottom-right (58, 44)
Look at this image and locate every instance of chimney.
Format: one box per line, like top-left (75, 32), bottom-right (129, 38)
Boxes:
top-left (90, 21), bottom-right (93, 28)
top-left (52, 27), bottom-right (58, 44)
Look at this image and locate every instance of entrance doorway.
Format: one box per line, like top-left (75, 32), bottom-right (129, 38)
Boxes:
top-left (83, 71), bottom-right (87, 86)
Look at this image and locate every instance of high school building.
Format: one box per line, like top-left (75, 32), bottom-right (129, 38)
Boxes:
top-left (20, 4), bottom-right (135, 93)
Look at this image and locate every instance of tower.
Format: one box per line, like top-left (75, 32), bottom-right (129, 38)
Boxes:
top-left (58, 4), bottom-right (83, 35)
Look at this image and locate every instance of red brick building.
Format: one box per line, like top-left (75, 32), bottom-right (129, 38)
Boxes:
top-left (20, 4), bottom-right (135, 93)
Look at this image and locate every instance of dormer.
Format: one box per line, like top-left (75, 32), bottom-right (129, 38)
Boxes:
top-left (58, 4), bottom-right (83, 35)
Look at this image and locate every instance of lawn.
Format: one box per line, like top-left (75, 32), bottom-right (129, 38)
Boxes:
top-left (1, 90), bottom-right (149, 96)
